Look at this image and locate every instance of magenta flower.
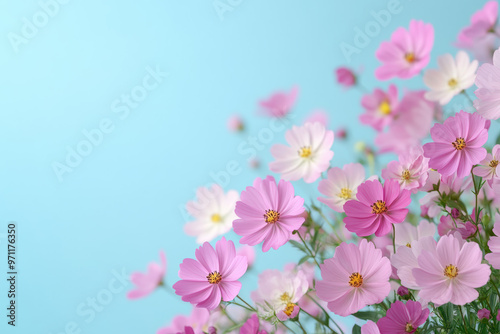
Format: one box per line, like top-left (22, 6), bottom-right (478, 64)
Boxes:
top-left (381, 146), bottom-right (429, 193)
top-left (361, 321), bottom-right (381, 334)
top-left (460, 1), bottom-right (498, 40)
top-left (173, 237), bottom-right (248, 310)
top-left (258, 86), bottom-right (299, 118)
top-left (475, 144), bottom-right (500, 186)
top-left (413, 234), bottom-right (490, 305)
top-left (377, 301), bottom-right (429, 334)
top-left (157, 307), bottom-right (210, 334)
top-left (335, 67), bottom-right (356, 88)
top-left (343, 179), bottom-right (411, 237)
top-left (375, 20), bottom-right (434, 80)
top-left (128, 250), bottom-right (166, 299)
top-left (360, 85), bottom-right (399, 131)
top-left (316, 239), bottom-right (392, 316)
top-left (478, 308), bottom-right (491, 320)
top-left (240, 314), bottom-right (268, 334)
top-left (423, 111), bottom-right (488, 178)
top-left (485, 216), bottom-right (500, 269)
top-left (233, 176), bottom-right (305, 252)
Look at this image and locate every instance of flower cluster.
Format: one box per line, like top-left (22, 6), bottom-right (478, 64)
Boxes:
top-left (127, 3), bottom-right (500, 333)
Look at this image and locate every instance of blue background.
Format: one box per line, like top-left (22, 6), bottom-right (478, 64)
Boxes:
top-left (0, 0), bottom-right (493, 333)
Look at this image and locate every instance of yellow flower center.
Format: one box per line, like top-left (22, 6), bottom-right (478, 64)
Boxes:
top-left (405, 323), bottom-right (414, 332)
top-left (206, 271), bottom-right (222, 284)
top-left (211, 213), bottom-right (222, 223)
top-left (402, 170), bottom-right (411, 181)
top-left (264, 209), bottom-right (280, 224)
top-left (349, 272), bottom-right (363, 288)
top-left (452, 137), bottom-right (466, 150)
top-left (280, 292), bottom-right (291, 302)
top-left (284, 302), bottom-right (296, 316)
top-left (448, 78), bottom-right (458, 88)
top-left (405, 52), bottom-right (415, 63)
top-left (406, 242), bottom-right (412, 248)
top-left (298, 146), bottom-right (312, 158)
top-left (338, 187), bottom-right (353, 200)
top-left (489, 160), bottom-right (499, 168)
top-left (444, 264), bottom-right (458, 278)
top-left (379, 100), bottom-right (391, 115)
top-left (371, 200), bottom-right (388, 214)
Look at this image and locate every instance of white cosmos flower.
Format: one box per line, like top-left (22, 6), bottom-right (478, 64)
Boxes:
top-left (269, 122), bottom-right (334, 183)
top-left (184, 184), bottom-right (239, 243)
top-left (423, 51), bottom-right (478, 105)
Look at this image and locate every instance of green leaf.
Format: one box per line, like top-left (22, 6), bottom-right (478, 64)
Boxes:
top-left (298, 255), bottom-right (311, 265)
top-left (352, 311), bottom-right (379, 321)
top-left (352, 324), bottom-right (361, 334)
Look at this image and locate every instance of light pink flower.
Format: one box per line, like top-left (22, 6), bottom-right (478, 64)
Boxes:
top-left (270, 122), bottom-right (334, 183)
top-left (335, 67), bottom-right (356, 87)
top-left (361, 321), bottom-right (380, 334)
top-left (485, 215), bottom-right (500, 269)
top-left (251, 268), bottom-right (308, 321)
top-left (460, 1), bottom-right (498, 40)
top-left (375, 20), bottom-right (434, 80)
top-left (423, 111), bottom-right (488, 178)
top-left (128, 250), bottom-right (166, 299)
top-left (157, 307), bottom-right (210, 334)
top-left (394, 220), bottom-right (435, 248)
top-left (233, 176), bottom-right (305, 252)
top-left (413, 234), bottom-right (490, 305)
top-left (375, 91), bottom-right (434, 155)
top-left (478, 308), bottom-right (491, 320)
top-left (475, 144), bottom-right (500, 186)
top-left (360, 85), bottom-right (399, 131)
top-left (456, 32), bottom-right (497, 64)
top-left (184, 185), bottom-right (239, 244)
top-left (318, 163), bottom-right (369, 212)
top-left (474, 47), bottom-right (500, 119)
top-left (227, 114), bottom-right (244, 132)
top-left (343, 179), bottom-right (411, 237)
top-left (377, 301), bottom-right (429, 334)
top-left (316, 239), bottom-right (392, 316)
top-left (304, 110), bottom-right (329, 127)
top-left (236, 246), bottom-right (256, 268)
top-left (173, 237), bottom-right (248, 310)
top-left (239, 314), bottom-right (268, 334)
top-left (258, 86), bottom-right (299, 118)
top-left (381, 146), bottom-right (429, 193)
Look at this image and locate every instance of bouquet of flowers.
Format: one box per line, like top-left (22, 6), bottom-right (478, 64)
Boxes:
top-left (127, 2), bottom-right (500, 333)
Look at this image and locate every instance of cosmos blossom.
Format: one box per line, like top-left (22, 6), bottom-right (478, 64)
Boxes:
top-left (343, 179), bottom-right (411, 237)
top-left (474, 144), bottom-right (500, 186)
top-left (423, 111), bottom-right (488, 178)
top-left (173, 237), bottom-right (248, 310)
top-left (335, 67), bottom-right (356, 88)
top-left (258, 86), bottom-right (299, 118)
top-left (474, 47), bottom-right (500, 120)
top-left (233, 175), bottom-right (305, 252)
top-left (459, 1), bottom-right (498, 41)
top-left (361, 321), bottom-right (380, 334)
top-left (381, 146), bottom-right (429, 193)
top-left (240, 314), bottom-right (268, 334)
top-left (485, 215), bottom-right (500, 269)
top-left (377, 301), bottom-right (430, 334)
top-left (156, 307), bottom-right (210, 334)
top-left (375, 20), bottom-right (434, 80)
top-left (360, 85), bottom-right (399, 131)
top-left (128, 250), bottom-right (167, 300)
top-left (316, 239), bottom-right (392, 316)
top-left (270, 122), bottom-right (334, 183)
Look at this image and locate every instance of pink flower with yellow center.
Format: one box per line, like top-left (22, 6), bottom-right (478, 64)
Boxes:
top-left (360, 85), bottom-right (399, 131)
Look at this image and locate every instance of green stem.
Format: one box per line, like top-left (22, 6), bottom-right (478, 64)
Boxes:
top-left (458, 305), bottom-right (469, 333)
top-left (392, 224), bottom-right (396, 254)
top-left (297, 231), bottom-right (322, 269)
top-left (300, 308), bottom-right (338, 334)
top-left (306, 294), bottom-right (345, 334)
top-left (236, 295), bottom-right (257, 312)
top-left (295, 319), bottom-right (307, 334)
top-left (280, 321), bottom-right (299, 334)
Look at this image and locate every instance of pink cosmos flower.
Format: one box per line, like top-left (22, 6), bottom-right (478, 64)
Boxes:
top-left (360, 85), bottom-right (399, 131)
top-left (233, 176), bottom-right (305, 252)
top-left (375, 20), bottom-right (434, 80)
top-left (460, 1), bottom-right (498, 40)
top-left (128, 250), bottom-right (166, 299)
top-left (335, 67), bottom-right (356, 87)
top-left (318, 163), bottom-right (369, 213)
top-left (258, 86), bottom-right (299, 118)
top-left (382, 146), bottom-right (429, 193)
top-left (361, 321), bottom-right (380, 334)
top-left (375, 91), bottom-right (434, 155)
top-left (173, 237), bottom-right (248, 310)
top-left (485, 216), bottom-right (500, 269)
top-left (474, 47), bottom-right (500, 119)
top-left (394, 220), bottom-right (435, 248)
top-left (377, 301), bottom-right (430, 334)
top-left (456, 32), bottom-right (497, 64)
top-left (270, 122), bottom-right (334, 183)
top-left (316, 239), bottom-right (392, 316)
top-left (343, 179), bottom-right (411, 237)
top-left (227, 115), bottom-right (244, 132)
top-left (236, 245), bottom-right (256, 268)
top-left (478, 308), bottom-right (491, 320)
top-left (304, 110), bottom-right (329, 127)
top-left (240, 314), bottom-right (268, 334)
top-left (475, 144), bottom-right (500, 186)
top-left (413, 234), bottom-right (490, 305)
top-left (423, 111), bottom-right (488, 178)
top-left (251, 268), bottom-right (308, 321)
top-left (157, 307), bottom-right (210, 334)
